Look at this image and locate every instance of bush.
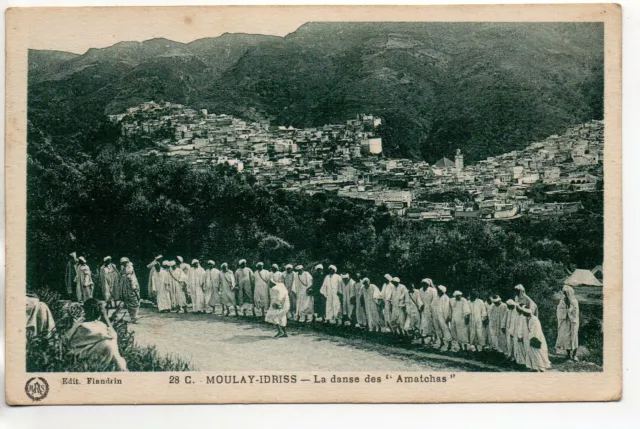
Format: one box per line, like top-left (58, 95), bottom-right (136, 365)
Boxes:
top-left (26, 288), bottom-right (194, 372)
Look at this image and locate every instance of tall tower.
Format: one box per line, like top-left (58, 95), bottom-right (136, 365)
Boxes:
top-left (455, 148), bottom-right (464, 171)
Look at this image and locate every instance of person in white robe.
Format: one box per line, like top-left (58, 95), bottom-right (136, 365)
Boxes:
top-left (389, 277), bottom-right (409, 335)
top-left (168, 261), bottom-right (187, 313)
top-left (177, 256), bottom-right (190, 273)
top-left (219, 263), bottom-right (237, 316)
top-left (292, 265), bottom-right (314, 322)
top-left (146, 255), bottom-right (162, 301)
top-left (488, 295), bottom-right (507, 353)
top-left (404, 283), bottom-right (424, 338)
top-left (358, 278), bottom-right (384, 332)
top-left (484, 297), bottom-right (492, 348)
top-left (67, 298), bottom-right (127, 371)
top-left (355, 274), bottom-right (367, 328)
top-left (65, 252), bottom-right (79, 299)
top-left (524, 306), bottom-right (551, 372)
top-left (514, 284), bottom-right (538, 317)
top-left (450, 291), bottom-right (471, 351)
top-left (381, 274), bottom-right (394, 331)
top-left (417, 279), bottom-right (438, 344)
top-left (163, 261), bottom-right (175, 309)
top-left (265, 279), bottom-right (291, 337)
top-left (504, 299), bottom-right (518, 359)
top-left (252, 262), bottom-right (271, 317)
top-left (155, 261), bottom-right (172, 312)
top-left (433, 285), bottom-right (453, 351)
top-left (26, 295), bottom-right (56, 338)
top-left (270, 264), bottom-right (284, 283)
top-left (282, 264), bottom-right (295, 319)
top-left (320, 265), bottom-right (343, 324)
top-left (556, 284), bottom-right (580, 361)
top-left (235, 259), bottom-right (254, 316)
top-left (74, 256), bottom-right (94, 302)
top-left (341, 273), bottom-right (357, 325)
top-left (468, 291), bottom-right (488, 351)
top-left (177, 257), bottom-right (191, 305)
top-left (204, 261), bottom-right (221, 314)
top-left (99, 256), bottom-right (119, 307)
top-left (187, 259), bottom-right (207, 313)
top-left (513, 304), bottom-right (528, 365)
top-left (119, 257), bottom-right (140, 322)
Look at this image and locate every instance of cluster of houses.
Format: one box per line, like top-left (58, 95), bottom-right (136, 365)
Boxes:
top-left (110, 101), bottom-right (603, 222)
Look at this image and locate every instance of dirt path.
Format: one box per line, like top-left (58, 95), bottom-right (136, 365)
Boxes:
top-left (130, 308), bottom-right (600, 372)
top-left (129, 308), bottom-right (499, 371)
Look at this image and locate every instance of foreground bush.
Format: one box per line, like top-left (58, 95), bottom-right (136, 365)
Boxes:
top-left (26, 288), bottom-right (193, 372)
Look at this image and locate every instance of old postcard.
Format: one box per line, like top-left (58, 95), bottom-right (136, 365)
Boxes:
top-left (5, 4), bottom-right (622, 405)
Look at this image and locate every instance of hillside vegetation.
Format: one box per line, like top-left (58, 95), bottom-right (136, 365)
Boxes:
top-left (28, 22), bottom-right (603, 162)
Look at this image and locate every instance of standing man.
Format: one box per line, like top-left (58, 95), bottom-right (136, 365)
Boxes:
top-left (311, 264), bottom-right (325, 322)
top-left (253, 262), bottom-right (271, 317)
top-left (488, 295), bottom-right (508, 353)
top-left (504, 299), bottom-right (518, 360)
top-left (282, 264), bottom-right (295, 319)
top-left (358, 278), bottom-right (384, 332)
top-left (235, 259), bottom-right (254, 316)
top-left (341, 273), bottom-right (357, 326)
top-left (146, 255), bottom-right (163, 301)
top-left (177, 256), bottom-right (190, 273)
top-left (450, 291), bottom-right (471, 351)
top-left (524, 306), bottom-right (551, 372)
top-left (75, 256), bottom-right (94, 302)
top-left (65, 252), bottom-right (79, 299)
top-left (188, 259), bottom-right (207, 313)
top-left (514, 284), bottom-right (538, 317)
top-left (433, 285), bottom-right (453, 351)
top-left (513, 304), bottom-right (528, 366)
top-left (381, 274), bottom-right (394, 331)
top-left (556, 285), bottom-right (580, 361)
top-left (389, 277), bottom-right (408, 336)
top-left (469, 290), bottom-right (488, 352)
top-left (219, 263), bottom-right (237, 316)
top-left (265, 279), bottom-right (290, 338)
top-left (417, 279), bottom-right (438, 345)
top-left (156, 261), bottom-right (172, 313)
top-left (163, 261), bottom-right (175, 310)
top-left (204, 261), bottom-right (220, 314)
top-left (320, 265), bottom-right (343, 324)
top-left (99, 256), bottom-right (119, 307)
top-left (270, 264), bottom-right (284, 283)
top-left (355, 275), bottom-right (367, 328)
top-left (292, 265), bottom-right (314, 322)
top-left (169, 260), bottom-right (187, 313)
top-left (404, 283), bottom-right (424, 339)
top-left (119, 257), bottom-right (140, 323)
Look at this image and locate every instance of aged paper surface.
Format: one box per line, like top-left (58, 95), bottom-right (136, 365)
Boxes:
top-left (6, 4), bottom-right (621, 405)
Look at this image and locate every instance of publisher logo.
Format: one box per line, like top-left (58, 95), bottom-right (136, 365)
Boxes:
top-left (25, 377), bottom-right (49, 401)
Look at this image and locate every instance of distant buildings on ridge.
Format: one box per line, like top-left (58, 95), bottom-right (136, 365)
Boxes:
top-left (109, 101), bottom-right (603, 222)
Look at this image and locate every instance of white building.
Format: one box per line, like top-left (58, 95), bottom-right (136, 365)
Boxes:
top-left (360, 137), bottom-right (383, 155)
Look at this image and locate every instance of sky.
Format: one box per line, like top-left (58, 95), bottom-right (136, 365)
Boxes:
top-left (22, 7), bottom-right (313, 54)
top-left (19, 4), bottom-right (605, 55)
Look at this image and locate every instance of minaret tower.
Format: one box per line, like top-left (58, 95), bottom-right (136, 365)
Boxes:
top-left (455, 148), bottom-right (464, 171)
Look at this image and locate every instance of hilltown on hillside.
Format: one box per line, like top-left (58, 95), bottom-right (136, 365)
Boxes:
top-left (109, 101), bottom-right (603, 222)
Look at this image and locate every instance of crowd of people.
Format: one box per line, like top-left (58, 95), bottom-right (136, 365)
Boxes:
top-left (62, 252), bottom-right (583, 372)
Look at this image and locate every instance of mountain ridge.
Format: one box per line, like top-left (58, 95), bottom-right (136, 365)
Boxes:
top-left (28, 22), bottom-right (604, 162)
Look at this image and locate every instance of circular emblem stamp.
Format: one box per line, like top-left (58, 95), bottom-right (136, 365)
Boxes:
top-left (25, 377), bottom-right (49, 401)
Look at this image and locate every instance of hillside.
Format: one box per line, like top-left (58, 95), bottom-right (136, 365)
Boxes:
top-left (28, 22), bottom-right (603, 162)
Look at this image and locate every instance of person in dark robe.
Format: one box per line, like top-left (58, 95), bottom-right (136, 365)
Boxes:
top-left (311, 264), bottom-right (326, 322)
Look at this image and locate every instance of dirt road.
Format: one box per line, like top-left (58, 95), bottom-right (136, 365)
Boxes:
top-left (130, 308), bottom-right (512, 372)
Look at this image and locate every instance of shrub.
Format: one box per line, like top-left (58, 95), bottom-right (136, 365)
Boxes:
top-left (26, 288), bottom-right (194, 372)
